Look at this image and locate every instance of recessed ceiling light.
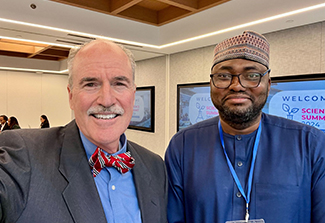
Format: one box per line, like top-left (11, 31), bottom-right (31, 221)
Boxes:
top-left (30, 4), bottom-right (37, 10)
top-left (0, 66), bottom-right (68, 74)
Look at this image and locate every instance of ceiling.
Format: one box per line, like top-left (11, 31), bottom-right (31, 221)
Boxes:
top-left (0, 0), bottom-right (325, 73)
top-left (0, 0), bottom-right (229, 63)
top-left (49, 0), bottom-right (230, 26)
top-left (0, 38), bottom-right (70, 61)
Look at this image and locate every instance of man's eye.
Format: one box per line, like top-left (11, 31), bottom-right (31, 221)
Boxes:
top-left (216, 74), bottom-right (231, 79)
top-left (246, 73), bottom-right (260, 79)
top-left (116, 82), bottom-right (126, 86)
top-left (114, 81), bottom-right (130, 88)
top-left (85, 83), bottom-right (95, 87)
top-left (83, 82), bottom-right (99, 88)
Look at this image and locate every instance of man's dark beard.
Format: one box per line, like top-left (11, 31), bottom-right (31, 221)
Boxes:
top-left (217, 102), bottom-right (265, 130)
top-left (213, 91), bottom-right (268, 130)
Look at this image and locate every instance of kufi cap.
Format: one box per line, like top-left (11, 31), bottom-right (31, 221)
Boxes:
top-left (212, 31), bottom-right (270, 69)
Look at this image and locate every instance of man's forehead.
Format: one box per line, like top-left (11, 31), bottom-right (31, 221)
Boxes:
top-left (212, 59), bottom-right (264, 71)
top-left (78, 41), bottom-right (122, 57)
top-left (75, 45), bottom-right (129, 69)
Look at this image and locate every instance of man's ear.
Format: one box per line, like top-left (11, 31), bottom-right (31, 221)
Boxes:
top-left (268, 72), bottom-right (271, 92)
top-left (67, 85), bottom-right (74, 110)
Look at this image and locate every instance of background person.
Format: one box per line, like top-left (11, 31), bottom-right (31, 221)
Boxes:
top-left (40, 115), bottom-right (50, 128)
top-left (0, 39), bottom-right (167, 223)
top-left (8, 116), bottom-right (20, 129)
top-left (165, 30), bottom-right (325, 223)
top-left (0, 115), bottom-right (10, 132)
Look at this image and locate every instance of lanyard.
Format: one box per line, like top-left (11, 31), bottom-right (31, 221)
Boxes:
top-left (218, 120), bottom-right (262, 221)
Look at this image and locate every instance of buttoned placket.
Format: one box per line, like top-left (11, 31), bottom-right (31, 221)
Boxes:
top-left (222, 131), bottom-right (257, 220)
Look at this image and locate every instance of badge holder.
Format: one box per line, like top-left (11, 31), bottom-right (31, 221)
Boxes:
top-left (226, 219), bottom-right (265, 223)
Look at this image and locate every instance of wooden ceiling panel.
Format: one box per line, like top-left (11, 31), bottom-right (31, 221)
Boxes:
top-left (158, 0), bottom-right (197, 11)
top-left (110, 0), bottom-right (141, 14)
top-left (158, 6), bottom-right (190, 25)
top-left (138, 0), bottom-right (170, 11)
top-left (118, 4), bottom-right (159, 24)
top-left (0, 50), bottom-right (30, 58)
top-left (0, 42), bottom-right (39, 54)
top-left (49, 0), bottom-right (230, 26)
top-left (50, 0), bottom-right (110, 14)
top-left (38, 48), bottom-right (70, 58)
top-left (198, 0), bottom-right (230, 9)
top-left (0, 39), bottom-right (48, 47)
top-left (31, 54), bottom-right (65, 61)
top-left (0, 38), bottom-right (70, 61)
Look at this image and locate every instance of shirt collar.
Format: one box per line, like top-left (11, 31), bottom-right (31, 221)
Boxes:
top-left (79, 131), bottom-right (128, 160)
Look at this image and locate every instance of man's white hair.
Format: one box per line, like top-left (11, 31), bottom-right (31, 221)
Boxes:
top-left (67, 39), bottom-right (136, 88)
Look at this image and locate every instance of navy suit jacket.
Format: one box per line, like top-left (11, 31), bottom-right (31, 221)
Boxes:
top-left (0, 120), bottom-right (167, 223)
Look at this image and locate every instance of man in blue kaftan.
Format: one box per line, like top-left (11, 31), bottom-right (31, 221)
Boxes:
top-left (165, 31), bottom-right (325, 223)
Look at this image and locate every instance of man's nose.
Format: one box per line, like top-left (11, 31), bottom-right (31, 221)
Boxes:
top-left (228, 75), bottom-right (245, 90)
top-left (97, 84), bottom-right (117, 107)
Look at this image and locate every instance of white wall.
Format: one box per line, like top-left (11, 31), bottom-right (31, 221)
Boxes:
top-left (0, 71), bottom-right (71, 128)
top-left (266, 22), bottom-right (325, 76)
top-left (125, 56), bottom-right (168, 157)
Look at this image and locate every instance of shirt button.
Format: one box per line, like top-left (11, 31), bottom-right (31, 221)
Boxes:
top-left (236, 192), bottom-right (242, 198)
top-left (237, 161), bottom-right (243, 167)
top-left (111, 185), bottom-right (116, 190)
top-left (236, 136), bottom-right (242, 140)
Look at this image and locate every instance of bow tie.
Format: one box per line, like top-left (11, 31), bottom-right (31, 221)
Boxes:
top-left (89, 147), bottom-right (135, 177)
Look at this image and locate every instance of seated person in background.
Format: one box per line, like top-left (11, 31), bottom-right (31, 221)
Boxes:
top-left (0, 115), bottom-right (10, 132)
top-left (40, 114), bottom-right (50, 128)
top-left (8, 116), bottom-right (21, 129)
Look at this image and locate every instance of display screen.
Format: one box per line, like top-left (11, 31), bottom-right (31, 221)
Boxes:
top-left (177, 82), bottom-right (217, 131)
top-left (129, 86), bottom-right (155, 132)
top-left (177, 74), bottom-right (325, 132)
top-left (265, 74), bottom-right (325, 133)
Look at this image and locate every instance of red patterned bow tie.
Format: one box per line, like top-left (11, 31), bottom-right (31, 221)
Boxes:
top-left (89, 147), bottom-right (135, 177)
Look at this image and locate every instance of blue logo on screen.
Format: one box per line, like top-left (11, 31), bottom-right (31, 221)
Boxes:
top-left (195, 102), bottom-right (205, 122)
top-left (282, 103), bottom-right (299, 120)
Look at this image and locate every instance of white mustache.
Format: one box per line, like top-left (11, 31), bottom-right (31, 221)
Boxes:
top-left (87, 105), bottom-right (124, 116)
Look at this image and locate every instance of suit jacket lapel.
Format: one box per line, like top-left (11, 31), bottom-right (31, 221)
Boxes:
top-left (128, 142), bottom-right (161, 223)
top-left (59, 121), bottom-right (107, 223)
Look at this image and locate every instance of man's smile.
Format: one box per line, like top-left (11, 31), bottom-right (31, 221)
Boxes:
top-left (91, 113), bottom-right (120, 120)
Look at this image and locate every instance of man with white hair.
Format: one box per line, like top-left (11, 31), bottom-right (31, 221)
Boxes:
top-left (0, 40), bottom-right (167, 223)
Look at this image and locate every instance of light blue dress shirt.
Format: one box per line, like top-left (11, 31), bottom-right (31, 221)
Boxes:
top-left (80, 131), bottom-right (142, 223)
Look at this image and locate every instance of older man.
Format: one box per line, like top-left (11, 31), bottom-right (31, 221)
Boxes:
top-left (165, 31), bottom-right (325, 223)
top-left (0, 40), bottom-right (167, 223)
